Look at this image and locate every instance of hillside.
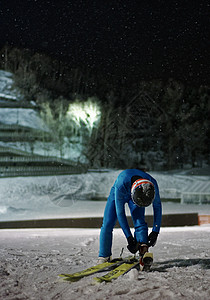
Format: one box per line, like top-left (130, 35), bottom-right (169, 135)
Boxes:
top-left (0, 70), bottom-right (86, 177)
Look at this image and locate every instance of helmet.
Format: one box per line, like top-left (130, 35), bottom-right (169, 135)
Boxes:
top-left (131, 179), bottom-right (155, 207)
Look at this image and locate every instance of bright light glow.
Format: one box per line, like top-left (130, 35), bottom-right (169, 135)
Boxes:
top-left (67, 99), bottom-right (101, 133)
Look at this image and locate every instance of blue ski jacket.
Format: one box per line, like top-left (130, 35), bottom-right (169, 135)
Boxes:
top-left (113, 169), bottom-right (162, 238)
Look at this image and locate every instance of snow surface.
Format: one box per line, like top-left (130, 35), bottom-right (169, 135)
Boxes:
top-left (0, 70), bottom-right (47, 131)
top-left (0, 169), bottom-right (210, 221)
top-left (0, 69), bottom-right (85, 161)
top-left (0, 70), bottom-right (20, 100)
top-left (0, 108), bottom-right (47, 131)
top-left (0, 226), bottom-right (210, 299)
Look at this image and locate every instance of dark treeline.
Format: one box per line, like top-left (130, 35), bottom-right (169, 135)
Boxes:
top-left (0, 45), bottom-right (209, 170)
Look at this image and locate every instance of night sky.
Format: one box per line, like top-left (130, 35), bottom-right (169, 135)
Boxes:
top-left (1, 0), bottom-right (209, 85)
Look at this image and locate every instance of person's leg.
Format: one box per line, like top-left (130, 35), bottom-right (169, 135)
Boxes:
top-left (128, 200), bottom-right (148, 244)
top-left (99, 187), bottom-right (117, 257)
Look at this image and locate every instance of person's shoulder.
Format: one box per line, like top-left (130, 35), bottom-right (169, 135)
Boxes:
top-left (116, 169), bottom-right (136, 184)
top-left (118, 168), bottom-right (145, 178)
top-left (117, 169), bottom-right (131, 177)
top-left (117, 169), bottom-right (156, 181)
top-left (147, 173), bottom-right (158, 187)
top-left (137, 170), bottom-right (158, 185)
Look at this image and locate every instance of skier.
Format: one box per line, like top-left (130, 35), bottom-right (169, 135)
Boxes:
top-left (98, 168), bottom-right (162, 263)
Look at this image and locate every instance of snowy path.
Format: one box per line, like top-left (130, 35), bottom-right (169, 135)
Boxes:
top-left (0, 226), bottom-right (209, 300)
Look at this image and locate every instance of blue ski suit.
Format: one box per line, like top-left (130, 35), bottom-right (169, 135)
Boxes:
top-left (99, 169), bottom-right (162, 257)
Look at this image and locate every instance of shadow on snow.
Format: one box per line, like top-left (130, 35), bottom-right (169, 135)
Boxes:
top-left (152, 258), bottom-right (210, 272)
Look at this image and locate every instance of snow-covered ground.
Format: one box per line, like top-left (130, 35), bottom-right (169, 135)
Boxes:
top-left (0, 69), bottom-right (86, 161)
top-left (1, 169), bottom-right (209, 299)
top-left (0, 70), bottom-right (20, 100)
top-left (0, 168), bottom-right (210, 221)
top-left (0, 226), bottom-right (210, 300)
top-left (0, 71), bottom-right (47, 131)
top-left (0, 108), bottom-right (47, 130)
top-left (0, 169), bottom-right (210, 221)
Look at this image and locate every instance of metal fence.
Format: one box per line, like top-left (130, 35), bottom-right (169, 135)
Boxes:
top-left (0, 165), bottom-right (86, 177)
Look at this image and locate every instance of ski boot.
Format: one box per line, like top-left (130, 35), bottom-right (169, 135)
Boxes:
top-left (97, 256), bottom-right (112, 264)
top-left (139, 244), bottom-right (153, 272)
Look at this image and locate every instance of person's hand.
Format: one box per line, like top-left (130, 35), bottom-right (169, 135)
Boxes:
top-left (127, 236), bottom-right (139, 254)
top-left (147, 231), bottom-right (158, 247)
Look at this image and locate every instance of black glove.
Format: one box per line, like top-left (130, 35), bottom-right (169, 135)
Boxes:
top-left (127, 236), bottom-right (139, 254)
top-left (147, 231), bottom-right (159, 247)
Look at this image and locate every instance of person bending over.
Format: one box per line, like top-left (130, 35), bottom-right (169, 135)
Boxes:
top-left (98, 168), bottom-right (162, 263)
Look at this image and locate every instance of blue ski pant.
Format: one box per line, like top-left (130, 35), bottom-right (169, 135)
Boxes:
top-left (99, 187), bottom-right (148, 257)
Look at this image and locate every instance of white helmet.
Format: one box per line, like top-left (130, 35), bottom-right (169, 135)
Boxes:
top-left (131, 179), bottom-right (155, 207)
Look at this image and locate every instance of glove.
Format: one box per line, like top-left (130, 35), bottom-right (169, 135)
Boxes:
top-left (127, 236), bottom-right (139, 254)
top-left (147, 231), bottom-right (158, 247)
